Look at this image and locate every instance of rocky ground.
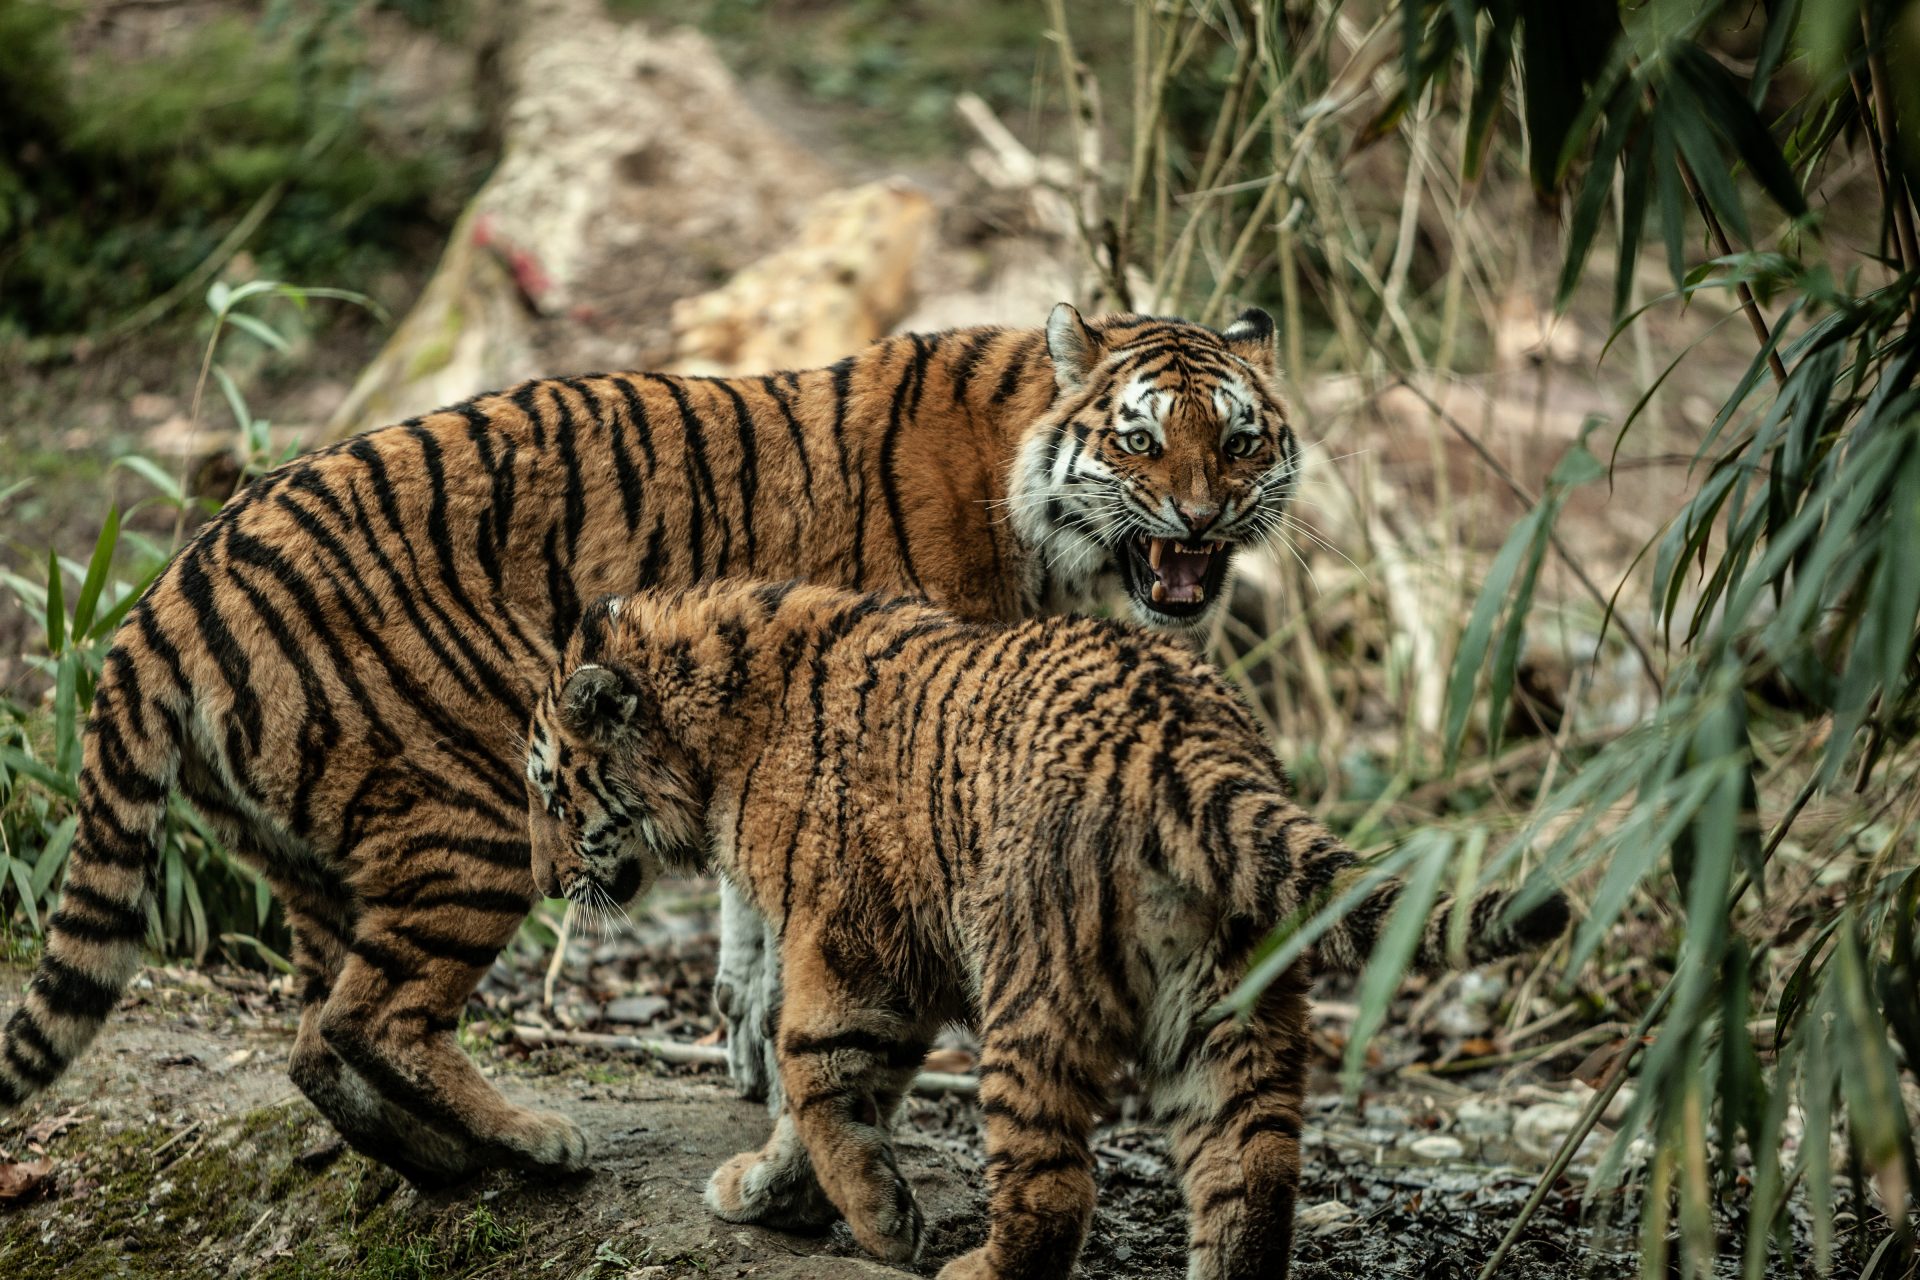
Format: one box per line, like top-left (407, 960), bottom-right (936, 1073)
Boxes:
top-left (0, 881), bottom-right (1836, 1280)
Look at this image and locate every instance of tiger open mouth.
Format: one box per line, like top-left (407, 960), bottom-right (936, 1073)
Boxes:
top-left (1116, 536), bottom-right (1234, 620)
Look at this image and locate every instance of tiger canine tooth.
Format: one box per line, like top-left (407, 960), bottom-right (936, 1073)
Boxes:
top-left (1148, 539), bottom-right (1166, 571)
top-left (1151, 581), bottom-right (1169, 604)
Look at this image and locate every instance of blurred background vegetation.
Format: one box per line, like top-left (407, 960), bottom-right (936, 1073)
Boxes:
top-left (2, 0), bottom-right (1918, 1276)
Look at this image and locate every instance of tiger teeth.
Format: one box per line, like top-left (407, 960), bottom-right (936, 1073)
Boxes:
top-left (1148, 538), bottom-right (1165, 570)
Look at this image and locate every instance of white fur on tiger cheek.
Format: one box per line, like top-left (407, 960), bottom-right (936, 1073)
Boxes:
top-left (1008, 425), bottom-right (1107, 605)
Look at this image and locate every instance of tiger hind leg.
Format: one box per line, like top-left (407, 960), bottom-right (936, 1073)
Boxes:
top-left (1154, 969), bottom-right (1310, 1280)
top-left (281, 906), bottom-right (480, 1185)
top-left (933, 1013), bottom-right (1113, 1280)
top-left (715, 879), bottom-right (785, 1113)
top-left (313, 881), bottom-right (586, 1186)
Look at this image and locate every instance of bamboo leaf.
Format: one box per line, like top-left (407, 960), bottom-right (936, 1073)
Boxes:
top-left (44, 547), bottom-right (65, 654)
top-left (1445, 503), bottom-right (1548, 766)
top-left (1340, 831), bottom-right (1450, 1094)
top-left (70, 507), bottom-right (120, 639)
top-left (223, 310), bottom-right (291, 354)
top-left (213, 365), bottom-right (251, 434)
top-left (6, 856), bottom-right (37, 931)
top-left (109, 455), bottom-right (187, 506)
top-left (1671, 43), bottom-right (1807, 218)
top-left (31, 814), bottom-right (79, 903)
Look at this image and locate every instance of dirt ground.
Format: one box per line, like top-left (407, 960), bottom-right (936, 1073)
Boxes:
top-left (0, 891), bottom-right (1811, 1280)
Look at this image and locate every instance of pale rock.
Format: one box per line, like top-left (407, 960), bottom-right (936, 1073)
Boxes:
top-left (1455, 1099), bottom-right (1512, 1138)
top-left (1294, 1200), bottom-right (1357, 1236)
top-left (603, 995), bottom-right (669, 1025)
top-left (1513, 1101), bottom-right (1583, 1161)
top-left (1407, 1133), bottom-right (1467, 1162)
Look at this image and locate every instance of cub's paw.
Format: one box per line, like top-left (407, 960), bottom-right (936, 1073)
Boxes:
top-left (845, 1145), bottom-right (924, 1266)
top-left (705, 1148), bottom-right (836, 1231)
top-left (935, 1246), bottom-right (997, 1280)
top-left (502, 1107), bottom-right (590, 1174)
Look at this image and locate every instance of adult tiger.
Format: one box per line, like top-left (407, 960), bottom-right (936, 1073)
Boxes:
top-left (0, 304), bottom-right (1299, 1184)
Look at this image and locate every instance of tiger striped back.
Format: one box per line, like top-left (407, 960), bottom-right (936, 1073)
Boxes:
top-left (526, 581), bottom-right (1570, 1280)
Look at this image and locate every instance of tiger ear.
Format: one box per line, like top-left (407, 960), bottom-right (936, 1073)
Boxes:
top-left (578, 595), bottom-right (626, 662)
top-left (1046, 302), bottom-right (1101, 392)
top-left (560, 664), bottom-right (640, 743)
top-left (1222, 307), bottom-right (1278, 375)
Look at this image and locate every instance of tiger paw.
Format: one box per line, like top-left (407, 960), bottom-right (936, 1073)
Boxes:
top-left (704, 1148), bottom-right (836, 1231)
top-left (935, 1246), bottom-right (996, 1280)
top-left (501, 1107), bottom-right (589, 1174)
top-left (845, 1146), bottom-right (924, 1266)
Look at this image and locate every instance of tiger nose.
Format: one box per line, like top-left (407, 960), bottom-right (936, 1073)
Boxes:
top-left (1176, 501), bottom-right (1220, 537)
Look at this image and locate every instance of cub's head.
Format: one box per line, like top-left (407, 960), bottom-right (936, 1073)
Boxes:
top-left (1010, 304), bottom-right (1298, 628)
top-left (524, 598), bottom-right (705, 914)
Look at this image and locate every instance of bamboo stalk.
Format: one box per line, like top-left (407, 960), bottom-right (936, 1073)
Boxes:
top-left (1676, 159), bottom-right (1788, 388)
top-left (1862, 10), bottom-right (1920, 280)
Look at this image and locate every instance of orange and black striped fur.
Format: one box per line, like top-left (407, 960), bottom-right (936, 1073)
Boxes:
top-left (525, 584), bottom-right (1570, 1280)
top-left (0, 305), bottom-right (1303, 1186)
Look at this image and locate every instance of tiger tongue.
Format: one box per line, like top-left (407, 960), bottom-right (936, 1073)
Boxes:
top-left (1147, 537), bottom-right (1214, 605)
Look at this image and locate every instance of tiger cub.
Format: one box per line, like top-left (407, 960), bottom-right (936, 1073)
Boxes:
top-left (0, 304), bottom-right (1298, 1187)
top-left (524, 584), bottom-right (1569, 1280)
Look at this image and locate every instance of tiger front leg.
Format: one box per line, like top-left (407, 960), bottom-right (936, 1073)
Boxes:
top-left (715, 879), bottom-right (784, 1113)
top-left (751, 928), bottom-right (931, 1266)
top-left (705, 1109), bottom-right (836, 1231)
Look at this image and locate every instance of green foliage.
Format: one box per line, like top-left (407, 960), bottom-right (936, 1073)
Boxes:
top-left (1375, 2), bottom-right (1917, 1274)
top-left (1070, 0), bottom-right (1920, 1273)
top-left (1, 281), bottom-right (379, 961)
top-left (0, 0), bottom-right (477, 338)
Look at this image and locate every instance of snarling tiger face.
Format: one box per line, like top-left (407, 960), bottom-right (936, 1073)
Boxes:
top-left (1009, 304), bottom-right (1298, 627)
top-left (524, 599), bottom-right (704, 916)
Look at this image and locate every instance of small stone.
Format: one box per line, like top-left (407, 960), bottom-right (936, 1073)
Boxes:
top-left (1407, 1134), bottom-right (1466, 1162)
top-left (1295, 1200), bottom-right (1357, 1236)
top-left (1455, 1099), bottom-right (1511, 1137)
top-left (1433, 999), bottom-right (1492, 1038)
top-left (604, 995), bottom-right (670, 1024)
top-left (1513, 1101), bottom-right (1583, 1161)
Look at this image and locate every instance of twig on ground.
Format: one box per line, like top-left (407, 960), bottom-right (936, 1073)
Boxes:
top-left (543, 901), bottom-right (576, 1012)
top-left (509, 1026), bottom-right (980, 1097)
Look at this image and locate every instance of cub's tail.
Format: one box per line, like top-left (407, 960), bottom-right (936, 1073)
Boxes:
top-left (1, 640), bottom-right (177, 1112)
top-left (1217, 791), bottom-right (1569, 976)
top-left (1313, 878), bottom-right (1571, 975)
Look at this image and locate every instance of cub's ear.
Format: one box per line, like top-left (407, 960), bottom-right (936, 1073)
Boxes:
top-left (578, 594), bottom-right (626, 662)
top-left (1046, 302), bottom-right (1101, 392)
top-left (1222, 306), bottom-right (1278, 375)
top-left (560, 664), bottom-right (640, 742)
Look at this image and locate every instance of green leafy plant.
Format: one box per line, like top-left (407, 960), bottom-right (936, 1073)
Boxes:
top-left (1, 280), bottom-right (380, 962)
top-left (1053, 0), bottom-right (1920, 1274)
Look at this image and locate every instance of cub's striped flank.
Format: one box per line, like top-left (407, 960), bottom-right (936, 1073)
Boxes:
top-left (525, 581), bottom-right (1570, 1279)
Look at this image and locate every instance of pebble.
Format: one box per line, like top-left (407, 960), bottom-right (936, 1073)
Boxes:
top-left (603, 995), bottom-right (670, 1024)
top-left (1513, 1101), bottom-right (1583, 1160)
top-left (1407, 1133), bottom-right (1466, 1162)
top-left (1295, 1200), bottom-right (1357, 1236)
top-left (1455, 1099), bottom-right (1512, 1137)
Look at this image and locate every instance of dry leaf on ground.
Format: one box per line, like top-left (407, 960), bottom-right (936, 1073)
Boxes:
top-left (0, 1158), bottom-right (54, 1204)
